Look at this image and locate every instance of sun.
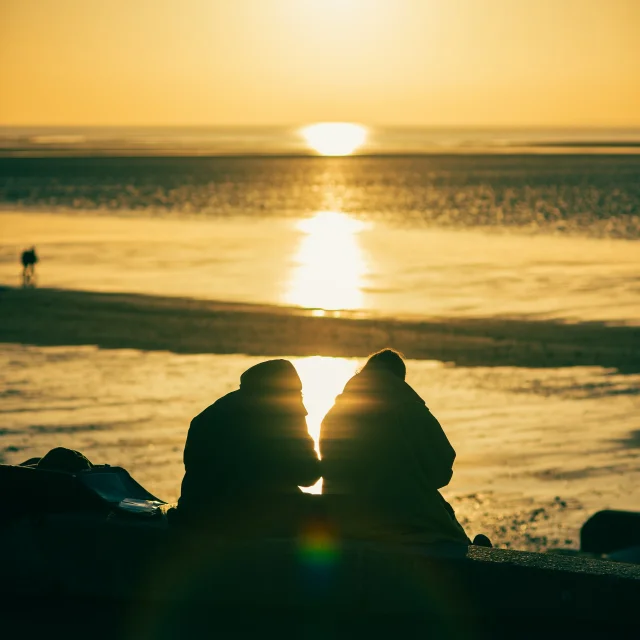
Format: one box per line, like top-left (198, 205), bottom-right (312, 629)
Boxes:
top-left (301, 122), bottom-right (367, 156)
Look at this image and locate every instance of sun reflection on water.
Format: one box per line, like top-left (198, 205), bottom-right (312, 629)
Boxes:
top-left (292, 355), bottom-right (359, 494)
top-left (285, 211), bottom-right (369, 311)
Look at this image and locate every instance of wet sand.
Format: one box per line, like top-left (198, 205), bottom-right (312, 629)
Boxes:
top-left (2, 286), bottom-right (640, 552)
top-left (1, 286), bottom-right (638, 372)
top-left (2, 341), bottom-right (639, 553)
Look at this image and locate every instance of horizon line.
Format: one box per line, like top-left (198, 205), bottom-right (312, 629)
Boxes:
top-left (2, 123), bottom-right (640, 131)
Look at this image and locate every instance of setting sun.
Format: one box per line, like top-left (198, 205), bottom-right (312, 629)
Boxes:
top-left (301, 123), bottom-right (368, 156)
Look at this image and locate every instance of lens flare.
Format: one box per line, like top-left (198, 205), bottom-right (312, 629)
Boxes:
top-left (298, 524), bottom-right (340, 568)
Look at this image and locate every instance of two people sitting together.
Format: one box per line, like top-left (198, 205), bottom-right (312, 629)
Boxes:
top-left (175, 349), bottom-right (476, 547)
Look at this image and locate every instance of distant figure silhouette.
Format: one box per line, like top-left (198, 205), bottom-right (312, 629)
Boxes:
top-left (21, 246), bottom-right (38, 287)
top-left (175, 359), bottom-right (321, 534)
top-left (320, 348), bottom-right (470, 545)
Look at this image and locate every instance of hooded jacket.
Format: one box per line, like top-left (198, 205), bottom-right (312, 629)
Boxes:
top-left (177, 360), bottom-right (320, 524)
top-left (320, 368), bottom-right (468, 544)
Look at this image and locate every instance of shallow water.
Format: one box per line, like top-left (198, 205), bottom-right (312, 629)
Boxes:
top-left (2, 344), bottom-right (639, 551)
top-left (1, 211), bottom-right (639, 324)
top-left (2, 154), bottom-right (639, 324)
top-left (2, 155), bottom-right (640, 238)
top-left (1, 153), bottom-right (639, 552)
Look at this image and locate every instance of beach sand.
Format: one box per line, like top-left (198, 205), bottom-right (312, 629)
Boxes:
top-left (2, 286), bottom-right (638, 371)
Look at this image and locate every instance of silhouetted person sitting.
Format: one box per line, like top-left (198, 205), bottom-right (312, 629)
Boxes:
top-left (21, 246), bottom-right (38, 287)
top-left (320, 348), bottom-right (470, 546)
top-left (175, 359), bottom-right (321, 536)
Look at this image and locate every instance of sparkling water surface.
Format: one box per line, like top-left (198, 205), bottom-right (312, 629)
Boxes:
top-left (1, 150), bottom-right (639, 551)
top-left (1, 344), bottom-right (638, 550)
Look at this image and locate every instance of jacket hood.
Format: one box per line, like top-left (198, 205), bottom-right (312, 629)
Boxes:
top-left (341, 368), bottom-right (425, 405)
top-left (239, 359), bottom-right (302, 394)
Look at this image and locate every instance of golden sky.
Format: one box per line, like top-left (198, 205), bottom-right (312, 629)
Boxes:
top-left (1, 0), bottom-right (639, 127)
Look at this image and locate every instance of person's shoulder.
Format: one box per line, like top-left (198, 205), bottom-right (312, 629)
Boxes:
top-left (400, 380), bottom-right (427, 406)
top-left (369, 375), bottom-right (431, 416)
top-left (191, 389), bottom-right (240, 425)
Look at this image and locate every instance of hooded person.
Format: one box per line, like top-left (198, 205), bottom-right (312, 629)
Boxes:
top-left (320, 349), bottom-right (470, 546)
top-left (176, 359), bottom-right (321, 533)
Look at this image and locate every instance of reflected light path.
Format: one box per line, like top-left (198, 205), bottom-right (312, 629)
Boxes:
top-left (292, 355), bottom-right (359, 494)
top-left (285, 211), bottom-right (369, 311)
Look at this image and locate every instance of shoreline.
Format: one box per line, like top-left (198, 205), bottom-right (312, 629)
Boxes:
top-left (2, 286), bottom-right (638, 372)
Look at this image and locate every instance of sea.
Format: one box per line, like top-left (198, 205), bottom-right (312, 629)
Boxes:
top-left (0, 126), bottom-right (639, 550)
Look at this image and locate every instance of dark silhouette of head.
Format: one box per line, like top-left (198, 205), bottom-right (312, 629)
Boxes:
top-left (361, 348), bottom-right (406, 381)
top-left (240, 359), bottom-right (303, 395)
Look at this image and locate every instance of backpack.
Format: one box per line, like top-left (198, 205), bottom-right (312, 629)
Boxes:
top-left (0, 459), bottom-right (164, 525)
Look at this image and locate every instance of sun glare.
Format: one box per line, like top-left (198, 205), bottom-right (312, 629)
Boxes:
top-left (285, 211), bottom-right (369, 311)
top-left (292, 355), bottom-right (359, 494)
top-left (301, 123), bottom-right (368, 156)
top-left (293, 355), bottom-right (359, 450)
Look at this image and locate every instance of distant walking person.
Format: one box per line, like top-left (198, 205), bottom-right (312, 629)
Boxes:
top-left (320, 348), bottom-right (470, 546)
top-left (21, 246), bottom-right (38, 287)
top-left (175, 359), bottom-right (321, 535)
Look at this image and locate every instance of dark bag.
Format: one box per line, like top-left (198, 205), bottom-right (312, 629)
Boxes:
top-left (1, 450), bottom-right (164, 525)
